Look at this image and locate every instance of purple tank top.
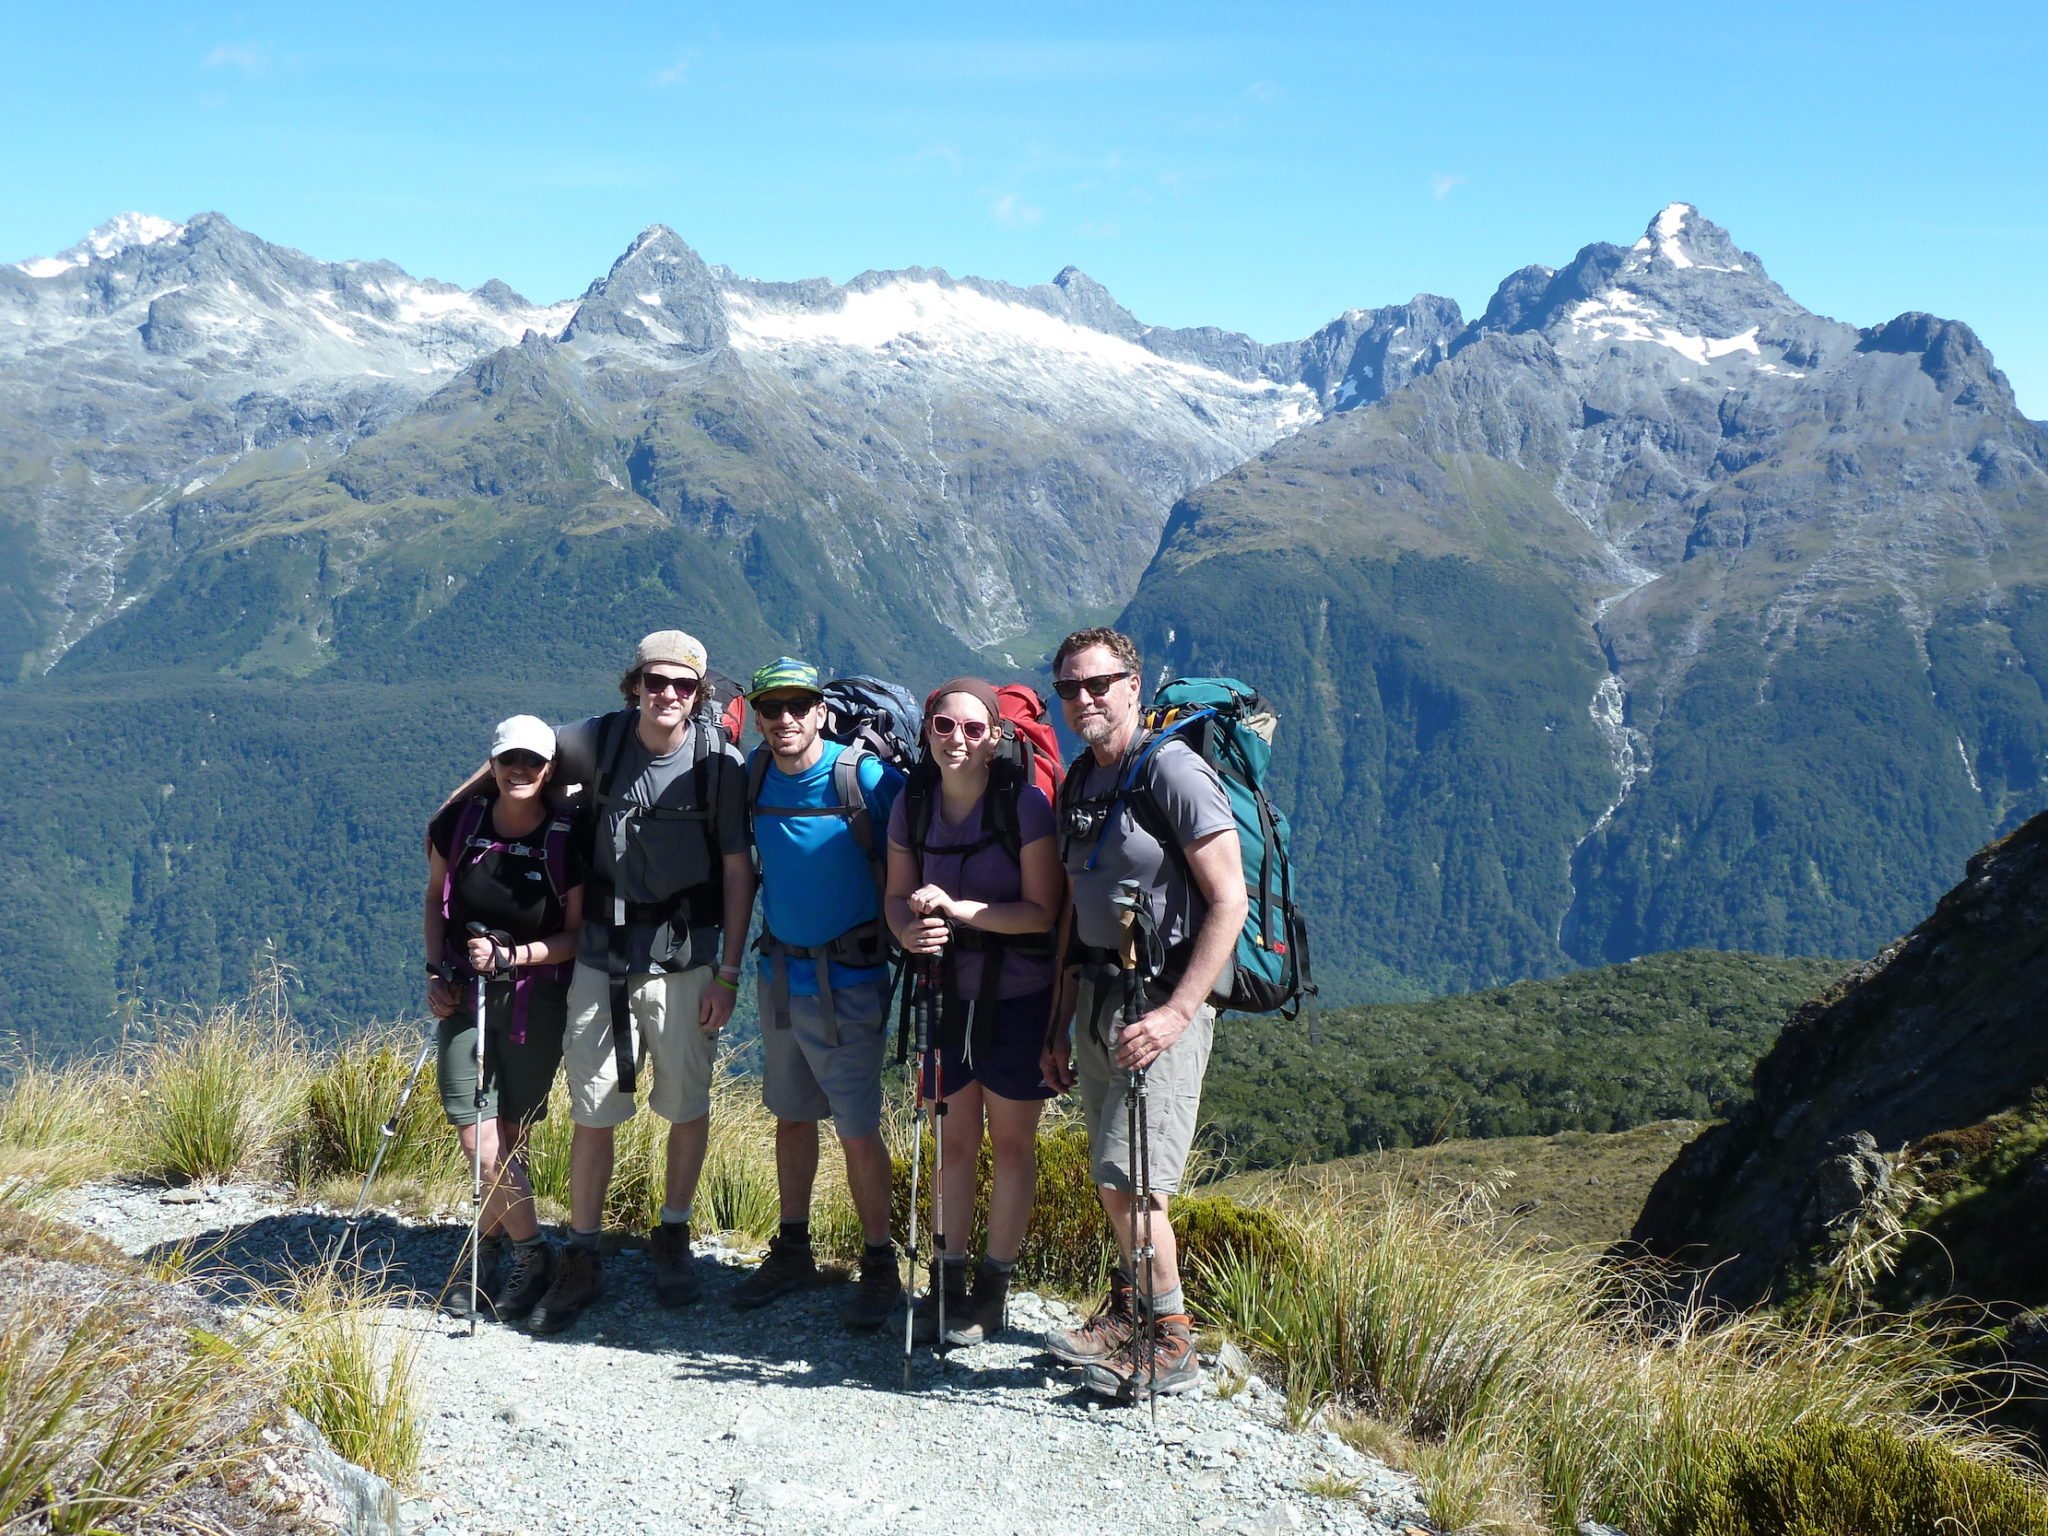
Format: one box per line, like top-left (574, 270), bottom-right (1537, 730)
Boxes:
top-left (887, 783), bottom-right (1056, 1000)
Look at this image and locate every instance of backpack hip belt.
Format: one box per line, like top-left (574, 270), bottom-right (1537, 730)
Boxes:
top-left (756, 922), bottom-right (890, 1047)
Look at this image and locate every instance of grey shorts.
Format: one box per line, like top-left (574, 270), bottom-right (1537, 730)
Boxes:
top-left (436, 978), bottom-right (569, 1128)
top-left (760, 979), bottom-right (888, 1139)
top-left (564, 961), bottom-right (720, 1129)
top-left (1072, 976), bottom-right (1214, 1196)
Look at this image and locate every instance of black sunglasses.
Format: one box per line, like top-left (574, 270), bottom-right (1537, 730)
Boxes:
top-left (1053, 671), bottom-right (1131, 701)
top-left (494, 750), bottom-right (548, 771)
top-left (754, 695), bottom-right (822, 721)
top-left (640, 671), bottom-right (700, 698)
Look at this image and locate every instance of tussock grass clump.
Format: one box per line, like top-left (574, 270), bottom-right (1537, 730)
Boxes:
top-left (0, 1299), bottom-right (260, 1532)
top-left (134, 996), bottom-right (312, 1184)
top-left (0, 1053), bottom-right (134, 1194)
top-left (296, 1026), bottom-right (460, 1189)
top-left (249, 1259), bottom-right (423, 1482)
top-left (1199, 1172), bottom-right (2048, 1536)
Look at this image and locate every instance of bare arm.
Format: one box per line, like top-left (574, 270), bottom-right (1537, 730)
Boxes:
top-left (423, 842), bottom-right (458, 1017)
top-left (698, 849), bottom-right (757, 1034)
top-left (1115, 825), bottom-right (1245, 1071)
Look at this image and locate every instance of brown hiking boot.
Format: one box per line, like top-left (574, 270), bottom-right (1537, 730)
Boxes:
top-left (527, 1245), bottom-right (603, 1336)
top-left (843, 1244), bottom-right (905, 1332)
top-left (1081, 1312), bottom-right (1203, 1401)
top-left (1043, 1274), bottom-right (1136, 1365)
top-left (730, 1235), bottom-right (818, 1311)
top-left (649, 1221), bottom-right (700, 1308)
top-left (911, 1259), bottom-right (970, 1344)
top-left (943, 1260), bottom-right (1011, 1346)
top-left (443, 1232), bottom-right (507, 1321)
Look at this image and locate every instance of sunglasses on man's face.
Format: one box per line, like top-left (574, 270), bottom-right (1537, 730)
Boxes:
top-left (754, 695), bottom-right (822, 722)
top-left (928, 713), bottom-right (990, 743)
top-left (640, 671), bottom-right (700, 699)
top-left (1053, 671), bottom-right (1131, 702)
top-left (494, 751), bottom-right (548, 772)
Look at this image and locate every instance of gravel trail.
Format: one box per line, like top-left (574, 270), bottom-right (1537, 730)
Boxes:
top-left (64, 1178), bottom-right (1433, 1536)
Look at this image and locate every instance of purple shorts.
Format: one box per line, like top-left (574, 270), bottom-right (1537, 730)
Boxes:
top-left (918, 985), bottom-right (1057, 1103)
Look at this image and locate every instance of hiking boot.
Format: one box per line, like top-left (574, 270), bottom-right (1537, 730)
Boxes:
top-left (495, 1238), bottom-right (555, 1322)
top-left (649, 1221), bottom-right (700, 1308)
top-left (730, 1235), bottom-right (817, 1311)
top-left (910, 1259), bottom-right (970, 1344)
top-left (843, 1244), bottom-right (905, 1332)
top-left (943, 1260), bottom-right (1012, 1347)
top-left (527, 1245), bottom-right (603, 1336)
top-left (444, 1232), bottom-right (507, 1321)
top-left (1081, 1313), bottom-right (1203, 1401)
top-left (1043, 1274), bottom-right (1136, 1365)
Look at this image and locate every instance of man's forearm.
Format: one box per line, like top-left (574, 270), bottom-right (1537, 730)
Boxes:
top-left (1167, 888), bottom-right (1246, 1019)
top-left (720, 856), bottom-right (757, 971)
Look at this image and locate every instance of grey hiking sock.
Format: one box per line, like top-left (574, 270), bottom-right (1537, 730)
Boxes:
top-left (660, 1204), bottom-right (692, 1227)
top-left (568, 1226), bottom-right (601, 1253)
top-left (1151, 1284), bottom-right (1187, 1318)
top-left (514, 1233), bottom-right (548, 1253)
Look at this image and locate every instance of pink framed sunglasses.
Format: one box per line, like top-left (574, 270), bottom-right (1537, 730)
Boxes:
top-left (928, 713), bottom-right (990, 744)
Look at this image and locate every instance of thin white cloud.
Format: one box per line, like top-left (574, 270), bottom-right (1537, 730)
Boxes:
top-left (1433, 173), bottom-right (1468, 201)
top-left (654, 50), bottom-right (696, 87)
top-left (203, 42), bottom-right (270, 74)
top-left (992, 193), bottom-right (1043, 229)
top-left (910, 145), bottom-right (964, 176)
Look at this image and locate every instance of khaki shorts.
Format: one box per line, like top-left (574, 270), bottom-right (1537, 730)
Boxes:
top-left (760, 980), bottom-right (888, 1139)
top-left (1072, 976), bottom-right (1214, 1196)
top-left (564, 960), bottom-right (719, 1129)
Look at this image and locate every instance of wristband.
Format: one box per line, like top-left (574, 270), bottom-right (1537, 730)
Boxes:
top-left (712, 973), bottom-right (740, 993)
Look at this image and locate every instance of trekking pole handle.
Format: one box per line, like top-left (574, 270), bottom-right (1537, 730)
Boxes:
top-left (1112, 879), bottom-right (1143, 972)
top-left (465, 921), bottom-right (515, 974)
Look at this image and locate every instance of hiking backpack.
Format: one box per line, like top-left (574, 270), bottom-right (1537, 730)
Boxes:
top-left (1063, 677), bottom-right (1317, 1029)
top-left (821, 675), bottom-right (921, 770)
top-left (700, 668), bottom-right (747, 747)
top-left (992, 684), bottom-right (1064, 807)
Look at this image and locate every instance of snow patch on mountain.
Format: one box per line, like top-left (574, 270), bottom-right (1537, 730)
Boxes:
top-left (1630, 203), bottom-right (1746, 275)
top-left (1565, 291), bottom-right (1762, 368)
top-left (12, 212), bottom-right (186, 277)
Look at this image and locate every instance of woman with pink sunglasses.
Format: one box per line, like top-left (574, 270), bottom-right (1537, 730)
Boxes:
top-left (884, 676), bottom-right (1065, 1345)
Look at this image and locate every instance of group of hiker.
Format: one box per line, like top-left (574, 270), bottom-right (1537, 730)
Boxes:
top-left (424, 624), bottom-right (1302, 1404)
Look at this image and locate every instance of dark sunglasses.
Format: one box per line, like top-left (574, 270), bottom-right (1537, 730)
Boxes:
top-left (1053, 671), bottom-right (1131, 701)
top-left (494, 751), bottom-right (548, 771)
top-left (639, 670), bottom-right (700, 699)
top-left (754, 695), bottom-right (822, 722)
top-left (928, 713), bottom-right (990, 743)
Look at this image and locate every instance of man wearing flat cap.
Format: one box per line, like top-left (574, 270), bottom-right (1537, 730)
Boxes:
top-left (523, 629), bottom-right (756, 1335)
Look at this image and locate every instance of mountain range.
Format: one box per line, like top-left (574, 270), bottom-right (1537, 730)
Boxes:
top-left (3, 204), bottom-right (2043, 1043)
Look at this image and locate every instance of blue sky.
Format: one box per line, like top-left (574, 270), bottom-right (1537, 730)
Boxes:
top-left (5, 2), bottom-right (2045, 414)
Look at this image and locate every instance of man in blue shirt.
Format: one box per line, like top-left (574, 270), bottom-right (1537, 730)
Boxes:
top-left (733, 657), bottom-right (907, 1330)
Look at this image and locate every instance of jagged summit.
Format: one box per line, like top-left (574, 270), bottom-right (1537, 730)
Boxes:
top-left (1626, 202), bottom-right (1752, 275)
top-left (10, 211), bottom-right (187, 277)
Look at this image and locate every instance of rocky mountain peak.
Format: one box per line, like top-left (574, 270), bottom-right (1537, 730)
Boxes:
top-left (1041, 264), bottom-right (1142, 338)
top-left (9, 211), bottom-right (188, 277)
top-left (561, 224), bottom-right (726, 353)
top-left (1626, 202), bottom-right (1752, 276)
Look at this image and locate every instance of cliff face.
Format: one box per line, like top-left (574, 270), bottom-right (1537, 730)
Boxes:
top-left (1631, 809), bottom-right (2048, 1309)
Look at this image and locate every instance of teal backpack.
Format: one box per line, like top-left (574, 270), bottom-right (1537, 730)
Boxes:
top-left (1069, 677), bottom-right (1318, 1029)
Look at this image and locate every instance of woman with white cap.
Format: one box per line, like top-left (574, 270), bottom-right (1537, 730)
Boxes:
top-left (425, 713), bottom-right (586, 1321)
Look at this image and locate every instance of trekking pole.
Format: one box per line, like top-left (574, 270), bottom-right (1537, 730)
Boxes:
top-left (463, 922), bottom-right (508, 1339)
top-left (1112, 879), bottom-right (1158, 1429)
top-left (927, 941), bottom-right (950, 1357)
top-left (903, 955), bottom-right (931, 1387)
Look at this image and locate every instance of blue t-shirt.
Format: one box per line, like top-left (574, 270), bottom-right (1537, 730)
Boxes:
top-left (753, 741), bottom-right (904, 995)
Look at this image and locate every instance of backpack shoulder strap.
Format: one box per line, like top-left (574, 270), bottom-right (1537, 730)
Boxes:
top-left (833, 744), bottom-right (876, 862)
top-left (594, 709), bottom-right (638, 804)
top-left (441, 794), bottom-right (493, 921)
top-left (745, 746), bottom-right (771, 819)
top-left (541, 812), bottom-right (576, 903)
top-left (987, 756), bottom-right (1025, 864)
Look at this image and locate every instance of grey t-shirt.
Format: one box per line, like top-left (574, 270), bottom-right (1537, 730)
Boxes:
top-left (1064, 738), bottom-right (1234, 962)
top-left (557, 711), bottom-right (749, 973)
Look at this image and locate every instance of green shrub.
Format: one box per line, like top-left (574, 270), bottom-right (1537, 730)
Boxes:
top-left (1671, 1419), bottom-right (2048, 1536)
top-left (1174, 1193), bottom-right (1296, 1277)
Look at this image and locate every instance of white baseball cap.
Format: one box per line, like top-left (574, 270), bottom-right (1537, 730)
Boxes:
top-left (490, 714), bottom-right (557, 762)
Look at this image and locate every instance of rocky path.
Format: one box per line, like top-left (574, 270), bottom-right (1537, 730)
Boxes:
top-left (64, 1179), bottom-right (1432, 1536)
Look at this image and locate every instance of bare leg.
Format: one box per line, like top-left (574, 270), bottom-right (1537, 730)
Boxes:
top-left (664, 1114), bottom-right (709, 1217)
top-left (840, 1132), bottom-right (895, 1245)
top-left (937, 1083), bottom-right (983, 1260)
top-left (1097, 1185), bottom-right (1182, 1298)
top-left (982, 1092), bottom-right (1044, 1264)
top-left (485, 1117), bottom-right (540, 1242)
top-left (776, 1118), bottom-right (820, 1223)
top-left (569, 1122), bottom-right (615, 1234)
